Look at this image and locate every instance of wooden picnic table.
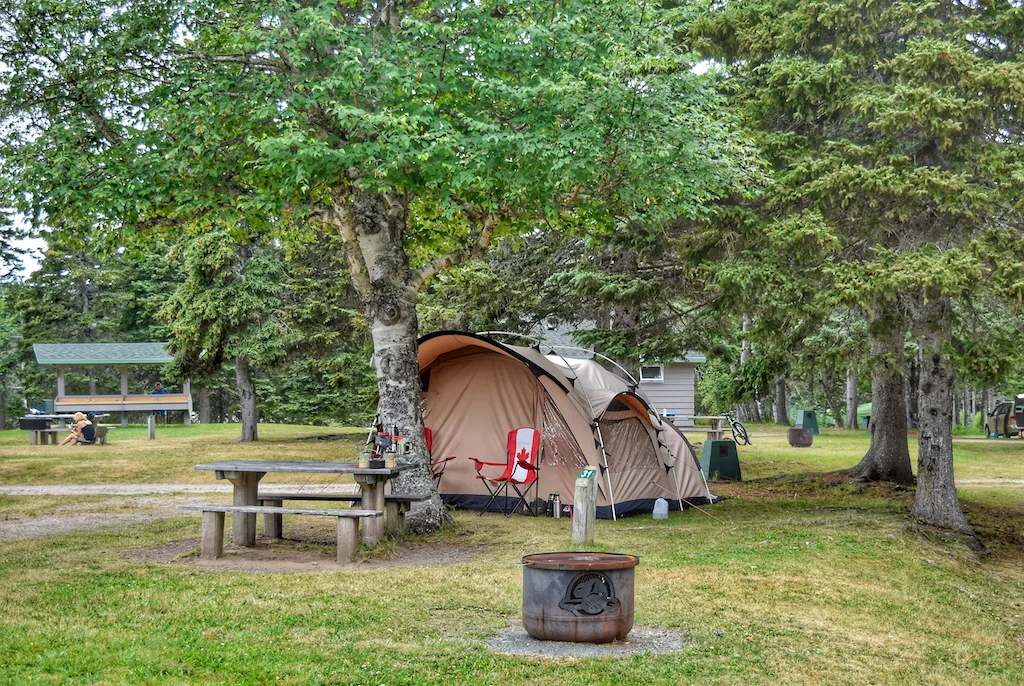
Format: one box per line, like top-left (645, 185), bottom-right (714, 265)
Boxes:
top-left (194, 460), bottom-right (410, 547)
top-left (679, 415), bottom-right (729, 441)
top-left (24, 417), bottom-right (114, 444)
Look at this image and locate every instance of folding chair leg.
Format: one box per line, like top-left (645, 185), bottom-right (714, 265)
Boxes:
top-left (507, 482), bottom-right (539, 517)
top-left (433, 467), bottom-right (445, 490)
top-left (480, 481), bottom-right (508, 516)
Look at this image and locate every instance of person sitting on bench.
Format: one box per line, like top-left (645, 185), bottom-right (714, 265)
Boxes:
top-left (60, 412), bottom-right (96, 446)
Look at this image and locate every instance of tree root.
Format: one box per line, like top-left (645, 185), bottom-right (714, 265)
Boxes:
top-left (902, 522), bottom-right (989, 557)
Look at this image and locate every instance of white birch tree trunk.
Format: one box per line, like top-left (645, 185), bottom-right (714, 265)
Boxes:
top-left (333, 191), bottom-right (456, 533)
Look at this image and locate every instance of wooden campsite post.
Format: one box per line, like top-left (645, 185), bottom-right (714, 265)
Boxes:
top-left (147, 415), bottom-right (156, 440)
top-left (572, 466), bottom-right (598, 546)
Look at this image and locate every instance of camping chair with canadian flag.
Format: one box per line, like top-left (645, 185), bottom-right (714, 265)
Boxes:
top-left (425, 428), bottom-right (457, 488)
top-left (470, 427), bottom-right (541, 517)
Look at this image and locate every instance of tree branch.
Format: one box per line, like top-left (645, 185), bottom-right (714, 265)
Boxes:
top-left (316, 194), bottom-right (373, 300)
top-left (410, 213), bottom-right (497, 292)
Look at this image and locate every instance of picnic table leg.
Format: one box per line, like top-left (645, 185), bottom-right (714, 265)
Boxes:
top-left (224, 471), bottom-right (264, 546)
top-left (29, 431), bottom-right (38, 446)
top-left (201, 511), bottom-right (225, 559)
top-left (337, 517), bottom-right (358, 563)
top-left (357, 477), bottom-right (385, 546)
top-left (263, 499), bottom-right (283, 539)
top-left (385, 502), bottom-right (408, 540)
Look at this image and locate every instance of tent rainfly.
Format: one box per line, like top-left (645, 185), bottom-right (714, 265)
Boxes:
top-left (418, 332), bottom-right (717, 519)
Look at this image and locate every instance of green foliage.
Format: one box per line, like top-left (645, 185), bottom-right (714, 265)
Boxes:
top-left (0, 226), bottom-right (375, 425)
top-left (687, 0), bottom-right (1024, 403)
top-left (1, 0), bottom-right (758, 249)
top-left (695, 358), bottom-right (737, 415)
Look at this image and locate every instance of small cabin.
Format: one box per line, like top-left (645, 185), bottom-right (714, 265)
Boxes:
top-left (637, 353), bottom-right (705, 427)
top-left (33, 342), bottom-right (192, 426)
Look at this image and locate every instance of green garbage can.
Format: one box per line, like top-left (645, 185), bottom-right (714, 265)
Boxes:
top-left (701, 440), bottom-right (742, 481)
top-left (795, 409), bottom-right (819, 435)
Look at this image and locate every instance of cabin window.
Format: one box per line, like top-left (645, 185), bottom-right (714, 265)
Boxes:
top-left (640, 365), bottom-right (664, 382)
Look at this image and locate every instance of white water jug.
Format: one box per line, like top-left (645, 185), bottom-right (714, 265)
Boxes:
top-left (653, 497), bottom-right (669, 520)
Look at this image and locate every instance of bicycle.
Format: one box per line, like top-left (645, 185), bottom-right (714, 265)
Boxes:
top-left (726, 411), bottom-right (751, 446)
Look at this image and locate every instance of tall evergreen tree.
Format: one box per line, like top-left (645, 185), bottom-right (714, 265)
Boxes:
top-left (161, 229), bottom-right (290, 442)
top-left (691, 0), bottom-right (1024, 533)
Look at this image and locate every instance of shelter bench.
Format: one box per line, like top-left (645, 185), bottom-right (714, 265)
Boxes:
top-left (176, 503), bottom-right (383, 563)
top-left (257, 492), bottom-right (429, 539)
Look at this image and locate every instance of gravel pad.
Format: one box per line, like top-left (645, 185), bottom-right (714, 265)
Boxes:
top-left (486, 625), bottom-right (684, 658)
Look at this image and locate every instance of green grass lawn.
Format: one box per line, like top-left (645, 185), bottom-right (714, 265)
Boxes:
top-left (1, 424), bottom-right (1023, 684)
top-left (0, 423), bottom-right (367, 485)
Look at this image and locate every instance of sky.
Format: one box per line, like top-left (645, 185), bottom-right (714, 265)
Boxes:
top-left (9, 211), bottom-right (43, 278)
top-left (13, 234), bottom-right (44, 277)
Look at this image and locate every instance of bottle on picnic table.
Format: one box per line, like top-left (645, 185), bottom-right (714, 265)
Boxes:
top-left (358, 447), bottom-right (371, 469)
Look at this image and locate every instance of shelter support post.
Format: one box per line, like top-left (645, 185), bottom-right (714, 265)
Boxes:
top-left (183, 378), bottom-right (192, 426)
top-left (56, 366), bottom-right (65, 397)
top-left (121, 365), bottom-right (129, 427)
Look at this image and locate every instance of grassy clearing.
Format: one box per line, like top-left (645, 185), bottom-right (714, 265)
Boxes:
top-left (682, 424), bottom-right (1024, 482)
top-left (1, 424), bottom-right (1023, 684)
top-left (0, 424), bottom-right (366, 486)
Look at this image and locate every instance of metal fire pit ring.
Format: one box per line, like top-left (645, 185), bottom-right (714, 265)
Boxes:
top-left (522, 552), bottom-right (640, 644)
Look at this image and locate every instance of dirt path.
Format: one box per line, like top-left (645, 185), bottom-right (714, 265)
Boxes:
top-left (0, 483), bottom-right (359, 542)
top-left (0, 512), bottom-right (170, 542)
top-left (958, 479), bottom-right (1024, 486)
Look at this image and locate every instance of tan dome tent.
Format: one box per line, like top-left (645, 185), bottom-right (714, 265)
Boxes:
top-left (418, 332), bottom-right (717, 519)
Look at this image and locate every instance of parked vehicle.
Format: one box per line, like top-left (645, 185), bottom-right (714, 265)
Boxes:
top-left (984, 396), bottom-right (1024, 438)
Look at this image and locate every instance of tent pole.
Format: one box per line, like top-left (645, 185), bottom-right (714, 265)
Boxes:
top-left (668, 465), bottom-right (684, 510)
top-left (593, 422), bottom-right (617, 521)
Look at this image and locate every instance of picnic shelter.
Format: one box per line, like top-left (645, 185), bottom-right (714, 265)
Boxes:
top-left (33, 342), bottom-right (193, 426)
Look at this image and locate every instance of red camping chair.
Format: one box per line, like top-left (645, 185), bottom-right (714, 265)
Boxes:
top-left (425, 428), bottom-right (456, 488)
top-left (470, 428), bottom-right (541, 517)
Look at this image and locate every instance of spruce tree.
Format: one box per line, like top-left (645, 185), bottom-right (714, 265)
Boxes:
top-left (692, 0), bottom-right (1024, 532)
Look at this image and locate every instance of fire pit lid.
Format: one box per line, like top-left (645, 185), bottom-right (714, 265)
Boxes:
top-left (522, 552), bottom-right (639, 571)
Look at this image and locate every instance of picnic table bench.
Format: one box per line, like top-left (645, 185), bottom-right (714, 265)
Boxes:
top-left (257, 491), bottom-right (429, 539)
top-left (193, 460), bottom-right (410, 547)
top-left (177, 503), bottom-right (382, 562)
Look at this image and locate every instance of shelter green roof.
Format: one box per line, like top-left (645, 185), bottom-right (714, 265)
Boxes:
top-left (33, 343), bottom-right (173, 366)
